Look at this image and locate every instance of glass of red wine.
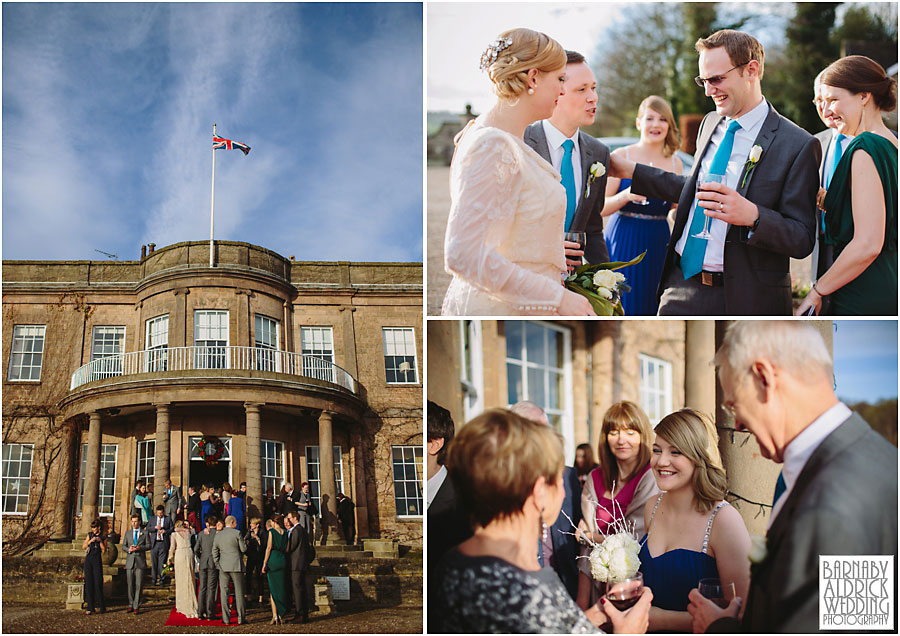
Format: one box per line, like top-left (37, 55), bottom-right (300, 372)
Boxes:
top-left (698, 577), bottom-right (735, 608)
top-left (605, 571), bottom-right (644, 611)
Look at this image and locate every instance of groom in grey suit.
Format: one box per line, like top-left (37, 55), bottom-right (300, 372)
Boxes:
top-left (123, 514), bottom-right (150, 614)
top-left (524, 50), bottom-right (610, 267)
top-left (193, 515), bottom-right (218, 620)
top-left (687, 321), bottom-right (898, 633)
top-left (611, 30), bottom-right (820, 315)
top-left (213, 515), bottom-right (247, 625)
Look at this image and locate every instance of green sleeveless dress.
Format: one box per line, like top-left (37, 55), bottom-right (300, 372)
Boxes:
top-left (265, 527), bottom-right (289, 617)
top-left (823, 132), bottom-right (898, 315)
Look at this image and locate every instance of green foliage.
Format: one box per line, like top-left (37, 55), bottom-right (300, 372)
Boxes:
top-left (671, 4), bottom-right (719, 119)
top-left (833, 4), bottom-right (898, 51)
top-left (844, 398), bottom-right (898, 448)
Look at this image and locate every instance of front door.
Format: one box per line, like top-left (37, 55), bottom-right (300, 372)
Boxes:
top-left (188, 436), bottom-right (232, 489)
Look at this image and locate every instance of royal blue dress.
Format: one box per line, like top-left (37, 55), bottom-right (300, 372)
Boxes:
top-left (200, 496), bottom-right (213, 528)
top-left (604, 179), bottom-right (672, 316)
top-left (228, 492), bottom-right (246, 533)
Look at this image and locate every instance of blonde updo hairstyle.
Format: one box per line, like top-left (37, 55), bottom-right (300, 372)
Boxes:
top-left (654, 409), bottom-right (726, 513)
top-left (447, 408), bottom-right (565, 528)
top-left (483, 28), bottom-right (566, 101)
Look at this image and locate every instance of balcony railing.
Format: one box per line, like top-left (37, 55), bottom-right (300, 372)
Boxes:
top-left (70, 346), bottom-right (356, 394)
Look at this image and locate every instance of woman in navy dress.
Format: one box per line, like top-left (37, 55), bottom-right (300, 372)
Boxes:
top-left (639, 409), bottom-right (750, 632)
top-left (603, 96), bottom-right (683, 315)
top-left (82, 519), bottom-right (106, 615)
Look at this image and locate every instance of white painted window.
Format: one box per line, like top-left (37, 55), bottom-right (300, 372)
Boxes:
top-left (2, 443), bottom-right (34, 514)
top-left (305, 445), bottom-right (343, 514)
top-left (8, 325), bottom-right (46, 381)
top-left (261, 440), bottom-right (285, 496)
top-left (300, 327), bottom-right (334, 381)
top-left (91, 326), bottom-right (125, 378)
top-left (255, 315), bottom-right (280, 371)
top-left (145, 315), bottom-right (169, 372)
top-left (639, 354), bottom-right (673, 425)
top-left (78, 444), bottom-right (118, 516)
top-left (136, 440), bottom-right (155, 487)
top-left (194, 310), bottom-right (229, 369)
top-left (505, 321), bottom-right (575, 463)
top-left (459, 320), bottom-right (484, 422)
top-left (391, 445), bottom-right (423, 518)
top-left (382, 327), bottom-right (418, 384)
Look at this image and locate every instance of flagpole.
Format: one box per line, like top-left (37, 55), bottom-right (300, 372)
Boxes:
top-left (209, 123), bottom-right (216, 267)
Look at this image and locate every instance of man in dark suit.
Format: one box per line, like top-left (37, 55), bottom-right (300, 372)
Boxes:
top-left (687, 321), bottom-right (898, 633)
top-left (524, 50), bottom-right (611, 267)
top-left (336, 492), bottom-right (355, 545)
top-left (123, 514), bottom-right (150, 614)
top-left (194, 515), bottom-right (219, 620)
top-left (162, 478), bottom-right (184, 525)
top-left (611, 30), bottom-right (820, 315)
top-left (511, 401), bottom-right (582, 600)
top-left (427, 401), bottom-right (473, 633)
top-left (149, 505), bottom-right (173, 585)
top-left (285, 511), bottom-right (311, 623)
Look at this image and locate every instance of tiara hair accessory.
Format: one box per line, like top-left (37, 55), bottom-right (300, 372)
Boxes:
top-left (479, 37), bottom-right (514, 72)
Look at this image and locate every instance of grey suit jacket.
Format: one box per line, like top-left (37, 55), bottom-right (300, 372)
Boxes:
top-left (213, 526), bottom-right (247, 573)
top-left (713, 413), bottom-right (898, 633)
top-left (123, 527), bottom-right (151, 570)
top-left (631, 102), bottom-right (821, 315)
top-left (163, 485), bottom-right (184, 515)
top-left (524, 122), bottom-right (611, 264)
top-left (287, 525), bottom-right (311, 572)
top-left (194, 527), bottom-right (218, 569)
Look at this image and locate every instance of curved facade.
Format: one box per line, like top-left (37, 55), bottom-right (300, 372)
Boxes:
top-left (3, 241), bottom-right (423, 546)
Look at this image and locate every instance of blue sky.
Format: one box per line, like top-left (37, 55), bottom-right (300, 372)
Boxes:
top-left (833, 320), bottom-right (898, 403)
top-left (3, 3), bottom-right (423, 263)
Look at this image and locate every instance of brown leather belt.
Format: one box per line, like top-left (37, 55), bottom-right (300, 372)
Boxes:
top-left (674, 255), bottom-right (725, 287)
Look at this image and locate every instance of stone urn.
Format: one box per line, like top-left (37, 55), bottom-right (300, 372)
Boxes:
top-left (314, 578), bottom-right (336, 615)
top-left (101, 541), bottom-right (118, 566)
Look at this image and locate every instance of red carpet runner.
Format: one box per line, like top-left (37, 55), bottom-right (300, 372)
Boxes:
top-left (164, 597), bottom-right (239, 626)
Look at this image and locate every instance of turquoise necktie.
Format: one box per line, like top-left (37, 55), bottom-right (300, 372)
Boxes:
top-left (560, 139), bottom-right (576, 231)
top-left (134, 530), bottom-right (138, 545)
top-left (825, 133), bottom-right (845, 190)
top-left (772, 471), bottom-right (786, 506)
top-left (681, 120), bottom-right (742, 279)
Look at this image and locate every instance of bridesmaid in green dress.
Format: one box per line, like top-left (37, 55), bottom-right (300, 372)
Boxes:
top-left (796, 55), bottom-right (898, 316)
top-left (262, 514), bottom-right (289, 624)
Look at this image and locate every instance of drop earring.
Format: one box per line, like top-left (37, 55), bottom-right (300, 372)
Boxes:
top-left (540, 507), bottom-right (548, 541)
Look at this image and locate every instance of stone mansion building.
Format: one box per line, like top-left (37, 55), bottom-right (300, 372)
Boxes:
top-left (2, 241), bottom-right (423, 549)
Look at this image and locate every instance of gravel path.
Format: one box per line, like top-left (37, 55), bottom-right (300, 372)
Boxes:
top-left (2, 601), bottom-right (422, 634)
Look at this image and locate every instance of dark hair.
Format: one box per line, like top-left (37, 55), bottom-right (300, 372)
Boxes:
top-left (566, 50), bottom-right (586, 65)
top-left (695, 29), bottom-right (765, 79)
top-left (240, 482), bottom-right (246, 488)
top-left (206, 515), bottom-right (218, 526)
top-left (130, 514), bottom-right (140, 521)
top-left (155, 505), bottom-right (164, 513)
top-left (271, 513), bottom-right (284, 528)
top-left (427, 400), bottom-right (455, 466)
top-left (90, 518), bottom-right (102, 530)
top-left (822, 55), bottom-right (897, 112)
top-left (300, 481), bottom-right (309, 488)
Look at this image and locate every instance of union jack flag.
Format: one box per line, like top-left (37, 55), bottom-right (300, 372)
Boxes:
top-left (213, 135), bottom-right (251, 155)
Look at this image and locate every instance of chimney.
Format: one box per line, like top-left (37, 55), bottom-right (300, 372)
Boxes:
top-left (148, 243), bottom-right (156, 255)
top-left (141, 245), bottom-right (147, 260)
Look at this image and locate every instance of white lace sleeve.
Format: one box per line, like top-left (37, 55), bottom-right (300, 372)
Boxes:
top-left (444, 133), bottom-right (564, 312)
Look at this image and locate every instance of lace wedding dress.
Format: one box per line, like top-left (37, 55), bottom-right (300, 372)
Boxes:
top-left (168, 529), bottom-right (199, 618)
top-left (441, 119), bottom-right (567, 315)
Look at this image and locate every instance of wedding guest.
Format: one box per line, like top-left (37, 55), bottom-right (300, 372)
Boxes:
top-left (795, 55), bottom-right (898, 316)
top-left (167, 520), bottom-right (199, 618)
top-left (212, 491), bottom-right (226, 521)
top-left (130, 479), bottom-right (144, 520)
top-left (213, 515), bottom-right (248, 626)
top-left (263, 487), bottom-right (275, 522)
top-left (609, 30), bottom-right (819, 315)
top-left (574, 442), bottom-right (598, 492)
top-left (688, 321), bottom-right (898, 633)
top-left (194, 514), bottom-right (219, 620)
top-left (434, 408), bottom-right (652, 633)
top-left (261, 513), bottom-right (290, 624)
top-left (245, 517), bottom-right (266, 606)
top-left (639, 409), bottom-right (750, 631)
top-left (295, 482), bottom-right (312, 536)
top-left (576, 401), bottom-right (659, 610)
top-left (162, 478), bottom-right (184, 524)
top-left (603, 96), bottom-right (683, 315)
top-left (286, 511), bottom-right (312, 623)
top-left (82, 519), bottom-right (106, 615)
top-left (123, 514), bottom-right (150, 615)
top-left (199, 484), bottom-right (212, 528)
top-left (511, 400), bottom-right (582, 600)
top-left (134, 482), bottom-right (152, 527)
top-left (441, 28), bottom-right (595, 316)
top-left (524, 49), bottom-right (611, 269)
top-left (228, 482), bottom-right (247, 533)
top-left (150, 505), bottom-right (174, 585)
top-left (186, 485), bottom-right (201, 529)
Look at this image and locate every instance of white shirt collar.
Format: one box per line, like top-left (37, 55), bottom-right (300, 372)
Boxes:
top-left (770, 402), bottom-right (852, 525)
top-left (426, 464), bottom-right (447, 509)
top-left (542, 119), bottom-right (579, 153)
top-left (727, 96), bottom-right (768, 135)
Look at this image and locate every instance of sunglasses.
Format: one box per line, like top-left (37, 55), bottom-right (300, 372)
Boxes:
top-left (695, 62), bottom-right (750, 87)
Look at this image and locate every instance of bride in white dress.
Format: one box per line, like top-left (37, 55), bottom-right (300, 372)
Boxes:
top-left (167, 520), bottom-right (199, 618)
top-left (441, 28), bottom-right (595, 316)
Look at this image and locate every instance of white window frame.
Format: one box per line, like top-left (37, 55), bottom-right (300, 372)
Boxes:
top-left (460, 320), bottom-right (484, 422)
top-left (194, 310), bottom-right (229, 369)
top-left (505, 320), bottom-right (575, 464)
top-left (78, 444), bottom-right (118, 517)
top-left (391, 445), bottom-right (424, 518)
top-left (2, 443), bottom-right (34, 515)
top-left (639, 353), bottom-right (673, 426)
top-left (91, 326), bottom-right (126, 379)
top-left (136, 439), bottom-right (155, 487)
top-left (382, 327), bottom-right (418, 384)
top-left (261, 439), bottom-right (285, 497)
top-left (8, 325), bottom-right (46, 382)
top-left (255, 315), bottom-right (281, 372)
top-left (304, 445), bottom-right (344, 514)
top-left (188, 437), bottom-right (233, 485)
top-left (145, 315), bottom-right (169, 372)
top-left (300, 327), bottom-right (335, 382)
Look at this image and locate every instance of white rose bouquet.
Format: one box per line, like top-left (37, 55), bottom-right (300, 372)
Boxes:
top-left (588, 532), bottom-right (642, 583)
top-left (563, 252), bottom-right (646, 316)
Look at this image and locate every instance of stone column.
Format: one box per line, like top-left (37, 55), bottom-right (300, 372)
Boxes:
top-left (153, 404), bottom-right (170, 508)
top-left (51, 421), bottom-right (78, 540)
top-left (244, 402), bottom-right (263, 519)
top-left (350, 429), bottom-right (369, 540)
top-left (81, 412), bottom-right (102, 534)
top-left (684, 321), bottom-right (716, 415)
top-left (318, 410), bottom-right (342, 544)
